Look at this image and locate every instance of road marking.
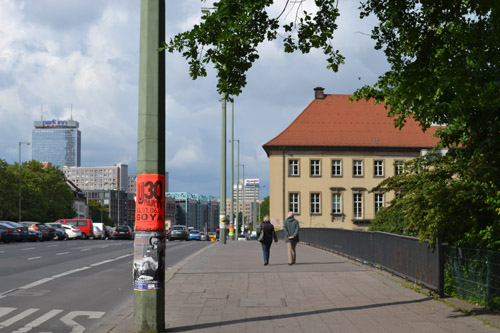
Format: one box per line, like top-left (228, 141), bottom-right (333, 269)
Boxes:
top-left (21, 248), bottom-right (35, 251)
top-left (20, 278), bottom-right (54, 289)
top-left (56, 252), bottom-right (70, 256)
top-left (60, 311), bottom-right (105, 333)
top-left (80, 248), bottom-right (90, 251)
top-left (52, 267), bottom-right (91, 278)
top-left (12, 309), bottom-right (63, 333)
top-left (27, 257), bottom-right (41, 260)
top-left (0, 307), bottom-right (16, 318)
top-left (0, 308), bottom-right (38, 329)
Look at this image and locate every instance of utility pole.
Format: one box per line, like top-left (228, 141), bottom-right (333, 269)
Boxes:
top-left (220, 94), bottom-right (227, 244)
top-left (133, 1), bottom-right (166, 331)
top-left (229, 102), bottom-right (234, 240)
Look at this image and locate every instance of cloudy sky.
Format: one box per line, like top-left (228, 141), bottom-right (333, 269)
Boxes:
top-left (0, 0), bottom-right (388, 198)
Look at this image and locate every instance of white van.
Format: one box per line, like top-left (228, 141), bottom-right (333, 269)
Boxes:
top-left (93, 223), bottom-right (105, 240)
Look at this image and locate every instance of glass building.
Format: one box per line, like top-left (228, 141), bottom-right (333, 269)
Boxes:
top-left (32, 119), bottom-right (81, 167)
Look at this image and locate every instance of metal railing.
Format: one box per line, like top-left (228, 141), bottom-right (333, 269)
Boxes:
top-left (446, 246), bottom-right (500, 310)
top-left (277, 228), bottom-right (444, 293)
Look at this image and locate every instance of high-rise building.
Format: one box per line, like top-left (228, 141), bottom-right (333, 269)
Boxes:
top-left (32, 119), bottom-right (81, 167)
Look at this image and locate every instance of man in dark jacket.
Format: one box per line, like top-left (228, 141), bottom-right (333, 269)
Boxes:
top-left (284, 211), bottom-right (300, 265)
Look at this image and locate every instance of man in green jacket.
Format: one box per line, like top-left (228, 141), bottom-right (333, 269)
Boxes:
top-left (284, 211), bottom-right (300, 265)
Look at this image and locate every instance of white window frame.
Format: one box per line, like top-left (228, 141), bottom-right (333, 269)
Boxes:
top-left (310, 192), bottom-right (321, 214)
top-left (310, 159), bottom-right (321, 177)
top-left (331, 159), bottom-right (342, 177)
top-left (353, 193), bottom-right (363, 219)
top-left (332, 193), bottom-right (342, 214)
top-left (395, 160), bottom-right (404, 175)
top-left (289, 192), bottom-right (300, 214)
top-left (374, 160), bottom-right (384, 177)
top-left (374, 193), bottom-right (384, 213)
top-left (353, 160), bottom-right (363, 177)
top-left (288, 159), bottom-right (299, 177)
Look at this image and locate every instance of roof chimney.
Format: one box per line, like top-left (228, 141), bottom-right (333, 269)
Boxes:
top-left (314, 87), bottom-right (325, 100)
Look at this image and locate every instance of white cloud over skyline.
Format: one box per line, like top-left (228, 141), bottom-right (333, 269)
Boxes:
top-left (0, 0), bottom-right (389, 198)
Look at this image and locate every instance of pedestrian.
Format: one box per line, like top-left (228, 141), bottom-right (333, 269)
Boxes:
top-left (284, 211), bottom-right (300, 265)
top-left (257, 216), bottom-right (278, 265)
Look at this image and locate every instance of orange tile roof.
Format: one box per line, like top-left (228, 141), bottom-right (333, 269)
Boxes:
top-left (263, 94), bottom-right (440, 151)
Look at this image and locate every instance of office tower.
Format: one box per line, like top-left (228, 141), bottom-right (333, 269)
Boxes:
top-left (32, 119), bottom-right (81, 167)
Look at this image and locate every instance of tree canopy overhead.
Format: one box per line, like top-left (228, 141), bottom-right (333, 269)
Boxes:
top-left (167, 0), bottom-right (500, 247)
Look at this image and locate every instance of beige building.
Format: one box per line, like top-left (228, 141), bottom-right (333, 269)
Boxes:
top-left (263, 87), bottom-right (440, 230)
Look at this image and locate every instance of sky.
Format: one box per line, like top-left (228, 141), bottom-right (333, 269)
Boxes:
top-left (0, 0), bottom-right (389, 199)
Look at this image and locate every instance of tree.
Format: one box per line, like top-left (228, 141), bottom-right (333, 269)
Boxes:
top-left (0, 159), bottom-right (19, 220)
top-left (20, 161), bottom-right (75, 222)
top-left (259, 196), bottom-right (269, 220)
top-left (168, 1), bottom-right (500, 246)
top-left (89, 200), bottom-right (113, 225)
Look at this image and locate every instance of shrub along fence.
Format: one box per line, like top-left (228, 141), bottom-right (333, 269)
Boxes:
top-left (276, 228), bottom-right (444, 294)
top-left (446, 247), bottom-right (500, 310)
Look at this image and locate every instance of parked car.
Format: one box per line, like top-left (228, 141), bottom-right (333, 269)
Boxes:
top-left (20, 222), bottom-right (50, 241)
top-left (207, 232), bottom-right (217, 242)
top-left (61, 224), bottom-right (81, 239)
top-left (189, 230), bottom-right (201, 241)
top-left (112, 225), bottom-right (134, 240)
top-left (93, 225), bottom-right (103, 239)
top-left (200, 232), bottom-right (207, 241)
top-left (93, 223), bottom-right (107, 239)
top-left (0, 224), bottom-right (20, 243)
top-left (103, 226), bottom-right (114, 239)
top-left (44, 224), bottom-right (56, 240)
top-left (56, 219), bottom-right (94, 239)
top-left (168, 225), bottom-right (189, 241)
top-left (0, 221), bottom-right (29, 242)
top-left (46, 223), bottom-right (67, 240)
top-left (28, 229), bottom-right (43, 242)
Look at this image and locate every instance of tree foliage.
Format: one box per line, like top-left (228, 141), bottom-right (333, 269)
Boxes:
top-left (165, 0), bottom-right (343, 98)
top-left (89, 200), bottom-right (113, 225)
top-left (259, 196), bottom-right (270, 220)
top-left (167, 0), bottom-right (500, 247)
top-left (0, 159), bottom-right (76, 222)
top-left (370, 152), bottom-right (500, 250)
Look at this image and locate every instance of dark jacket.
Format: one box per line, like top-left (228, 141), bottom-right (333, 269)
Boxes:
top-left (284, 216), bottom-right (300, 243)
top-left (258, 222), bottom-right (277, 245)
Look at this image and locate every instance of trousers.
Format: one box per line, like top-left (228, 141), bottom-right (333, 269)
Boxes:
top-left (287, 241), bottom-right (297, 264)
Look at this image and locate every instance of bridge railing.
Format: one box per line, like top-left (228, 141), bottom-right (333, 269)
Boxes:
top-left (276, 228), bottom-right (444, 295)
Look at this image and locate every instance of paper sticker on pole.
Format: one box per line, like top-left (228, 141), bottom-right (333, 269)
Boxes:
top-left (135, 174), bottom-right (165, 232)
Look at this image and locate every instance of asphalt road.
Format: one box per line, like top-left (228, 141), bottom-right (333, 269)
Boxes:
top-left (0, 238), bottom-right (211, 332)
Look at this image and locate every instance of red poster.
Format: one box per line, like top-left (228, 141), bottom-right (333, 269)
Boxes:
top-left (135, 174), bottom-right (165, 232)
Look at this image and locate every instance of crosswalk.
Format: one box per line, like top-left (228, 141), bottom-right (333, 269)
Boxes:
top-left (0, 307), bottom-right (104, 333)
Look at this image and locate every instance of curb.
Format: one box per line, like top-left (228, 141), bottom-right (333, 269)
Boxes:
top-left (96, 242), bottom-right (217, 333)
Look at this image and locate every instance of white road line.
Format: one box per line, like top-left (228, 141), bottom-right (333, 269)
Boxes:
top-left (80, 248), bottom-right (90, 251)
top-left (21, 248), bottom-right (35, 251)
top-left (60, 311), bottom-right (105, 333)
top-left (52, 267), bottom-right (91, 278)
top-left (27, 257), bottom-right (41, 260)
top-left (47, 245), bottom-right (58, 247)
top-left (56, 252), bottom-right (70, 256)
top-left (0, 308), bottom-right (38, 329)
top-left (12, 309), bottom-right (63, 333)
top-left (20, 278), bottom-right (54, 290)
top-left (0, 307), bottom-right (16, 318)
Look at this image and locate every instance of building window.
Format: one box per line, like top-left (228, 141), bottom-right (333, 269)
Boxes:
top-left (289, 192), bottom-right (300, 214)
top-left (310, 159), bottom-right (321, 177)
top-left (353, 193), bottom-right (363, 219)
top-left (332, 193), bottom-right (342, 214)
top-left (395, 160), bottom-right (404, 175)
top-left (353, 160), bottom-right (363, 177)
top-left (289, 159), bottom-right (299, 176)
top-left (375, 193), bottom-right (384, 213)
top-left (310, 193), bottom-right (321, 214)
top-left (331, 159), bottom-right (342, 177)
top-left (374, 160), bottom-right (384, 177)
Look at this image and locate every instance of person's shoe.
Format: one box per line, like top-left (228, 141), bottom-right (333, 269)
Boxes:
top-left (264, 261), bottom-right (268, 265)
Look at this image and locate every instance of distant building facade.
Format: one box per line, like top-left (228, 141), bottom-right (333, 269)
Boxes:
top-left (166, 192), bottom-right (219, 232)
top-left (62, 163), bottom-right (129, 225)
top-left (263, 87), bottom-right (440, 230)
top-left (32, 119), bottom-right (81, 167)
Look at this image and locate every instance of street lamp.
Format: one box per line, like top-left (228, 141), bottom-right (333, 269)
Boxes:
top-left (231, 139), bottom-right (240, 237)
top-left (229, 102), bottom-right (235, 240)
top-left (237, 164), bottom-right (245, 233)
top-left (18, 141), bottom-right (30, 222)
top-left (253, 184), bottom-right (266, 231)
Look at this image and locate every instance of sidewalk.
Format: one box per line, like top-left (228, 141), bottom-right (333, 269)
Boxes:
top-left (105, 240), bottom-right (500, 332)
